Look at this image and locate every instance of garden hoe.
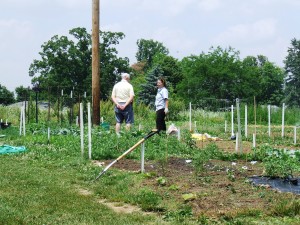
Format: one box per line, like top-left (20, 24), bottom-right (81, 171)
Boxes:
top-left (95, 129), bottom-right (160, 180)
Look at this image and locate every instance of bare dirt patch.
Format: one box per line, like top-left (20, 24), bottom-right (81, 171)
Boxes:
top-left (77, 187), bottom-right (153, 215)
top-left (98, 199), bottom-right (144, 214)
top-left (94, 141), bottom-right (299, 219)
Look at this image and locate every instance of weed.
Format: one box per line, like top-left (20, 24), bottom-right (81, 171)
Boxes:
top-left (156, 176), bottom-right (167, 186)
top-left (163, 205), bottom-right (193, 222)
top-left (168, 184), bottom-right (180, 191)
top-left (258, 192), bottom-right (266, 198)
top-left (226, 169), bottom-right (236, 182)
top-left (271, 199), bottom-right (300, 217)
top-left (135, 188), bottom-right (163, 211)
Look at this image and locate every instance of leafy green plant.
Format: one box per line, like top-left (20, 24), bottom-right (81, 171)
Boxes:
top-left (271, 199), bottom-right (300, 217)
top-left (135, 188), bottom-right (163, 211)
top-left (226, 169), bottom-right (236, 182)
top-left (156, 176), bottom-right (167, 186)
top-left (263, 148), bottom-right (300, 178)
top-left (192, 150), bottom-right (210, 176)
top-left (163, 205), bottom-right (193, 222)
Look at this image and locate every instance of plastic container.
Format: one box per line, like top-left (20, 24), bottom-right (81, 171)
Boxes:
top-left (100, 122), bottom-right (110, 131)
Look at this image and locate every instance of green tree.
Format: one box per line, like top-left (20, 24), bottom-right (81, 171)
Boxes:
top-left (177, 47), bottom-right (284, 107)
top-left (284, 38), bottom-right (300, 107)
top-left (100, 31), bottom-right (130, 100)
top-left (177, 47), bottom-right (243, 104)
top-left (15, 86), bottom-right (31, 102)
top-left (138, 65), bottom-right (164, 108)
top-left (258, 59), bottom-right (284, 105)
top-left (29, 27), bottom-right (129, 101)
top-left (29, 27), bottom-right (91, 101)
top-left (241, 55), bottom-right (284, 105)
top-left (152, 54), bottom-right (183, 92)
top-left (0, 84), bottom-right (15, 105)
top-left (135, 39), bottom-right (169, 71)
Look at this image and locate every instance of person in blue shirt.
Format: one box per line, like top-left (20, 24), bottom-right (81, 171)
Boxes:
top-left (155, 77), bottom-right (169, 131)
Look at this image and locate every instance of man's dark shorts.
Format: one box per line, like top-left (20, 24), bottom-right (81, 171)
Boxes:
top-left (115, 103), bottom-right (134, 124)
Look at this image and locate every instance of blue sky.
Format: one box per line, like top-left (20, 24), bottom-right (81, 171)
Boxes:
top-left (1, 0), bottom-right (300, 92)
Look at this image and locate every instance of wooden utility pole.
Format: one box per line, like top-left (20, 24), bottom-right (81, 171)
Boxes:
top-left (92, 0), bottom-right (100, 125)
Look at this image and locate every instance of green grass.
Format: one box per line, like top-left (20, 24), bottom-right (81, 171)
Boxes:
top-left (0, 127), bottom-right (166, 225)
top-left (1, 113), bottom-right (300, 224)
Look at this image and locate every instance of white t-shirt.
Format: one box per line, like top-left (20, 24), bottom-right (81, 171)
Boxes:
top-left (155, 87), bottom-right (168, 111)
top-left (111, 80), bottom-right (134, 103)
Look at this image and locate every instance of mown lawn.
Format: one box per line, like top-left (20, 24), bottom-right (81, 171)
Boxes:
top-left (0, 127), bottom-right (166, 225)
top-left (0, 125), bottom-right (300, 225)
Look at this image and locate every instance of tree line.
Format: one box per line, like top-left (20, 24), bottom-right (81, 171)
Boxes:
top-left (1, 27), bottom-right (300, 110)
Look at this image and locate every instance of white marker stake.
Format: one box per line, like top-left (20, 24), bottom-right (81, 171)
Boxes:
top-left (245, 105), bottom-right (248, 138)
top-left (236, 99), bottom-right (242, 153)
top-left (268, 105), bottom-right (271, 137)
top-left (48, 127), bottom-right (50, 144)
top-left (281, 103), bottom-right (285, 137)
top-left (294, 126), bottom-right (297, 145)
top-left (76, 116), bottom-right (79, 126)
top-left (189, 102), bottom-right (192, 132)
top-left (141, 142), bottom-right (145, 173)
top-left (87, 102), bottom-right (92, 159)
top-left (231, 105), bottom-right (234, 136)
top-left (235, 132), bottom-right (238, 152)
top-left (19, 107), bottom-right (23, 136)
top-left (80, 103), bottom-right (84, 156)
top-left (22, 105), bottom-right (26, 136)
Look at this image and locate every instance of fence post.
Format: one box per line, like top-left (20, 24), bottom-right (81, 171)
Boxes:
top-left (231, 105), bottom-right (234, 137)
top-left (294, 126), bottom-right (297, 145)
top-left (141, 142), bottom-right (145, 173)
top-left (245, 105), bottom-right (247, 138)
top-left (281, 103), bottom-right (285, 137)
top-left (236, 98), bottom-right (242, 153)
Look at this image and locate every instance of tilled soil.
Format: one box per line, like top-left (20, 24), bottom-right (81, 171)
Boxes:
top-left (97, 140), bottom-right (299, 219)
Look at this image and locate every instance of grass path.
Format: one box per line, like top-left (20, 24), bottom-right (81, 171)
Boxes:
top-left (0, 151), bottom-right (167, 225)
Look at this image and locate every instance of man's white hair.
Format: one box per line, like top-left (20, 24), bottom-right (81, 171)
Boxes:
top-left (121, 72), bottom-right (130, 79)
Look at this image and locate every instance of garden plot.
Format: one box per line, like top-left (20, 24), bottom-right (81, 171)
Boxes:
top-left (96, 156), bottom-right (299, 219)
top-left (1, 103), bottom-right (300, 224)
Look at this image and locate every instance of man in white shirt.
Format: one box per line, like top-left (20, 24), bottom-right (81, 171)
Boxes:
top-left (111, 73), bottom-right (134, 134)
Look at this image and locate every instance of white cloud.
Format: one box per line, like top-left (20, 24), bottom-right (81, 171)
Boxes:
top-left (151, 27), bottom-right (198, 58)
top-left (1, 0), bottom-right (299, 92)
top-left (0, 19), bottom-right (34, 52)
top-left (102, 0), bottom-right (198, 17)
top-left (54, 0), bottom-right (90, 9)
top-left (213, 18), bottom-right (277, 45)
top-left (0, 19), bottom-right (36, 91)
top-left (1, 0), bottom-right (90, 9)
top-left (101, 23), bottom-right (123, 33)
top-left (197, 0), bottom-right (221, 11)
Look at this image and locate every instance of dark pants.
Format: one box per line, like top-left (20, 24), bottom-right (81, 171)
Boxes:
top-left (115, 104), bottom-right (134, 124)
top-left (156, 108), bottom-right (166, 131)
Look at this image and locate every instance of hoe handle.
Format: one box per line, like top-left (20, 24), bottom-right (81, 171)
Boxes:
top-left (95, 129), bottom-right (159, 180)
